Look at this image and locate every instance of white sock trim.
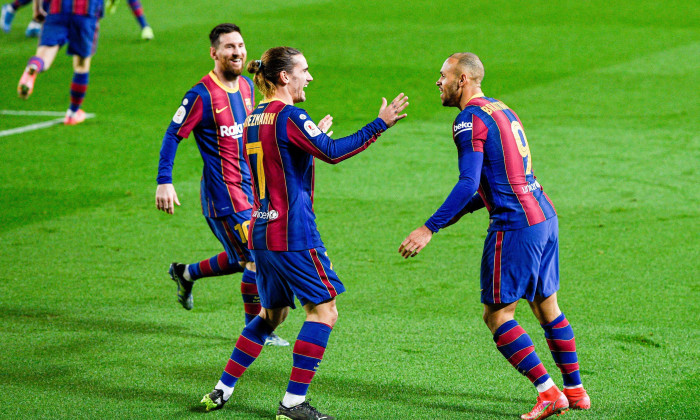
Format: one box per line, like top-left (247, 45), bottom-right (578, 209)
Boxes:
top-left (535, 378), bottom-right (556, 393)
top-left (216, 380), bottom-right (234, 401)
top-left (564, 384), bottom-right (584, 389)
top-left (282, 392), bottom-right (305, 408)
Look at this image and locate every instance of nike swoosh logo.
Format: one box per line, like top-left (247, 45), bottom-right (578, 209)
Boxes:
top-left (215, 106), bottom-right (228, 114)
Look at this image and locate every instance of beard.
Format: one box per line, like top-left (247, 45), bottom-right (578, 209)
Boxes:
top-left (441, 81), bottom-right (460, 107)
top-left (220, 55), bottom-right (244, 80)
top-left (222, 65), bottom-right (242, 80)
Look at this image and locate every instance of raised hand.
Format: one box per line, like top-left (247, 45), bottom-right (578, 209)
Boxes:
top-left (378, 93), bottom-right (409, 128)
top-left (317, 114), bottom-right (334, 137)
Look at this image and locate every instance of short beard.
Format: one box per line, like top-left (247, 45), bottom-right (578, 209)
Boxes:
top-left (222, 67), bottom-right (242, 80)
top-left (441, 81), bottom-right (460, 107)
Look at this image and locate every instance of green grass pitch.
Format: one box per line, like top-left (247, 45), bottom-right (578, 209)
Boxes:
top-left (0, 0), bottom-right (698, 418)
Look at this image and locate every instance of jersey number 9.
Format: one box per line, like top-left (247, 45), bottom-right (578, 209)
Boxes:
top-left (511, 121), bottom-right (532, 175)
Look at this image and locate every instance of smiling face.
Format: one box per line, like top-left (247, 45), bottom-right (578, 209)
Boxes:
top-left (211, 31), bottom-right (246, 80)
top-left (286, 54), bottom-right (313, 104)
top-left (436, 57), bottom-right (462, 107)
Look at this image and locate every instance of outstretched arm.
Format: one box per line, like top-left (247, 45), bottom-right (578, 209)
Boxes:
top-left (287, 93), bottom-right (409, 164)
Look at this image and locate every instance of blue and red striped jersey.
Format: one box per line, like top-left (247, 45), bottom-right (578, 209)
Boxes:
top-left (47, 0), bottom-right (104, 17)
top-left (243, 99), bottom-right (387, 251)
top-left (426, 94), bottom-right (556, 232)
top-left (158, 72), bottom-right (256, 218)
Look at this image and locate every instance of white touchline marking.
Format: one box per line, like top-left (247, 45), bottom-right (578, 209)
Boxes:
top-left (0, 110), bottom-right (96, 138)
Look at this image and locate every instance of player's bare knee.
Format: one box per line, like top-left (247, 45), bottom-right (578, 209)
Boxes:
top-left (73, 56), bottom-right (91, 73)
top-left (260, 307), bottom-right (288, 329)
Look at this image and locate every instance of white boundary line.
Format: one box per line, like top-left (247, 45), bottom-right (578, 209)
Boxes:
top-left (0, 109), bottom-right (96, 138)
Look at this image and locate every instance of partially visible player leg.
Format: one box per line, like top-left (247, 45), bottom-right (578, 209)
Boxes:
top-left (62, 15), bottom-right (98, 124)
top-left (201, 308), bottom-right (287, 411)
top-left (1, 0), bottom-right (31, 33)
top-left (531, 295), bottom-right (590, 410)
top-left (126, 0), bottom-right (153, 40)
top-left (487, 306), bottom-right (568, 420)
top-left (24, 0), bottom-right (47, 37)
top-left (277, 300), bottom-right (336, 420)
top-left (239, 267), bottom-right (289, 347)
top-left (169, 252), bottom-right (243, 311)
top-left (18, 45), bottom-right (58, 99)
top-left (24, 19), bottom-right (40, 37)
top-left (530, 218), bottom-right (590, 410)
top-left (240, 268), bottom-right (260, 324)
top-left (64, 55), bottom-right (90, 125)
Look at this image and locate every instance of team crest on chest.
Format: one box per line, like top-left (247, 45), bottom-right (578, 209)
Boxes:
top-left (245, 98), bottom-right (253, 112)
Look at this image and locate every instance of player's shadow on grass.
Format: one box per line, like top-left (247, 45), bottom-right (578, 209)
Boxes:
top-left (209, 366), bottom-right (529, 418)
top-left (319, 374), bottom-right (528, 418)
top-left (1, 305), bottom-right (232, 342)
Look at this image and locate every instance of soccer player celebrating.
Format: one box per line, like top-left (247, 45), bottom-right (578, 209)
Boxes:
top-left (16, 0), bottom-right (103, 125)
top-left (399, 53), bottom-right (590, 420)
top-left (155, 23), bottom-right (288, 346)
top-left (199, 46), bottom-right (408, 419)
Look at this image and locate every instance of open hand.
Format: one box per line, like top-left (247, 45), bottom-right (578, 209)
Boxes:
top-left (378, 93), bottom-right (409, 128)
top-left (317, 114), bottom-right (334, 137)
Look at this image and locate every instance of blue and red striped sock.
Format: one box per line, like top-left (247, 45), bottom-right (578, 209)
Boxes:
top-left (285, 321), bottom-right (332, 401)
top-left (494, 319), bottom-right (551, 389)
top-left (542, 313), bottom-right (582, 388)
top-left (69, 72), bottom-right (89, 113)
top-left (127, 0), bottom-right (148, 28)
top-left (241, 269), bottom-right (260, 324)
top-left (219, 316), bottom-right (272, 392)
top-left (188, 251), bottom-right (243, 281)
top-left (27, 56), bottom-right (44, 72)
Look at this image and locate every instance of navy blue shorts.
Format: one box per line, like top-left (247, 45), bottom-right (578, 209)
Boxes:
top-left (481, 217), bottom-right (559, 304)
top-left (206, 209), bottom-right (253, 265)
top-left (40, 14), bottom-right (99, 57)
top-left (252, 247), bottom-right (345, 309)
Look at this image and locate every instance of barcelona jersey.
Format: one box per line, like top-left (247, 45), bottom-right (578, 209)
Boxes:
top-left (243, 99), bottom-right (387, 251)
top-left (47, 0), bottom-right (104, 17)
top-left (426, 94), bottom-right (556, 232)
top-left (157, 72), bottom-right (256, 218)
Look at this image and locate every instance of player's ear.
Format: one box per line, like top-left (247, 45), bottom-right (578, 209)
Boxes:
top-left (280, 70), bottom-right (289, 84)
top-left (210, 46), bottom-right (217, 60)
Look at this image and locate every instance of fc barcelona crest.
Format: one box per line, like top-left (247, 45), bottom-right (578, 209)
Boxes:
top-left (245, 98), bottom-right (253, 111)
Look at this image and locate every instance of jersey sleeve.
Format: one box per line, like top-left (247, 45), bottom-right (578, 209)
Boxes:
top-left (424, 112), bottom-right (485, 232)
top-left (166, 90), bottom-right (203, 139)
top-left (285, 108), bottom-right (387, 164)
top-left (157, 90), bottom-right (202, 184)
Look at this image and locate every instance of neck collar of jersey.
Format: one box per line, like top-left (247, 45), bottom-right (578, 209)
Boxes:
top-left (261, 96), bottom-right (292, 106)
top-left (209, 71), bottom-right (240, 93)
top-left (467, 92), bottom-right (485, 103)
